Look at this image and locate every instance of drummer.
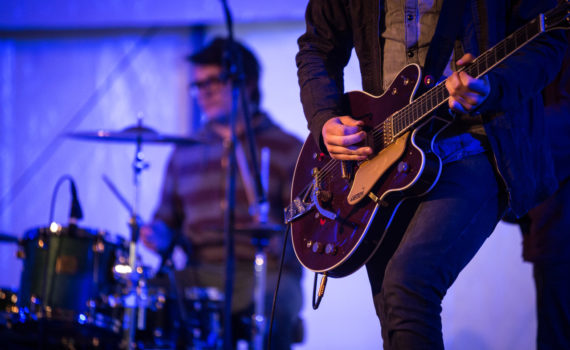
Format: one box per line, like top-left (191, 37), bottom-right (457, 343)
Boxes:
top-left (140, 37), bottom-right (303, 349)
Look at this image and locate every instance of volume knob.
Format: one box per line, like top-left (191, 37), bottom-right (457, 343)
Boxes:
top-left (325, 243), bottom-right (337, 255)
top-left (397, 161), bottom-right (409, 173)
top-left (312, 242), bottom-right (324, 254)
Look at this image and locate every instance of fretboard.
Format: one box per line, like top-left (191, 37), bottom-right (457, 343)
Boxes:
top-left (383, 14), bottom-right (545, 141)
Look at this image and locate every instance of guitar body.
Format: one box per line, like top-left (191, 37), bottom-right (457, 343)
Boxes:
top-left (290, 65), bottom-right (452, 277)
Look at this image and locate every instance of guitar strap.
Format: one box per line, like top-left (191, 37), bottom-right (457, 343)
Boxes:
top-left (422, 0), bottom-right (471, 86)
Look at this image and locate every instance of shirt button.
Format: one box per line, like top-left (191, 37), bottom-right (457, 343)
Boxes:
top-left (407, 14), bottom-right (414, 21)
top-left (407, 50), bottom-right (414, 58)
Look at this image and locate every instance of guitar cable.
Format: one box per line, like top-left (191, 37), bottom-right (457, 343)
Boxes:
top-left (312, 272), bottom-right (328, 310)
top-left (266, 223), bottom-right (291, 350)
top-left (266, 224), bottom-right (330, 349)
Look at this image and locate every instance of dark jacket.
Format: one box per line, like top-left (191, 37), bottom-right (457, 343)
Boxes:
top-left (296, 0), bottom-right (567, 217)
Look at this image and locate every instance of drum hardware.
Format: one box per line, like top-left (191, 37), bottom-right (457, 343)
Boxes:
top-left (0, 232), bottom-right (20, 329)
top-left (67, 114), bottom-right (213, 348)
top-left (0, 123), bottom-right (218, 348)
top-left (61, 119), bottom-right (242, 349)
top-left (0, 290), bottom-right (18, 313)
top-left (68, 116), bottom-right (151, 350)
top-left (182, 286), bottom-right (224, 349)
top-left (0, 288), bottom-right (19, 330)
top-left (66, 117), bottom-right (276, 348)
top-left (0, 232), bottom-right (19, 244)
top-left (194, 223), bottom-right (284, 349)
top-left (66, 119), bottom-right (210, 146)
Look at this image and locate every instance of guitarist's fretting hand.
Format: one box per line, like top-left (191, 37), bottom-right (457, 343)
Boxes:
top-left (322, 116), bottom-right (373, 161)
top-left (446, 53), bottom-right (491, 114)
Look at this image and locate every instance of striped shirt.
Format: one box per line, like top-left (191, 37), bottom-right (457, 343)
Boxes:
top-left (153, 113), bottom-right (302, 272)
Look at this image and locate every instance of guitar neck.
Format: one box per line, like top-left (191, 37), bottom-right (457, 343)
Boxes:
top-left (385, 14), bottom-right (545, 141)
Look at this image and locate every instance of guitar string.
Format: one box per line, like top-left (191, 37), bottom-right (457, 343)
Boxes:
top-left (297, 19), bottom-right (538, 196)
top-left (315, 79), bottom-right (446, 184)
top-left (316, 84), bottom-right (435, 181)
top-left (384, 18), bottom-right (538, 136)
top-left (312, 81), bottom-right (450, 191)
top-left (297, 67), bottom-right (476, 197)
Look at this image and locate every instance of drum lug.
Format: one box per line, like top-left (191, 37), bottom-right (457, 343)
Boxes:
top-left (93, 239), bottom-right (106, 253)
top-left (16, 248), bottom-right (25, 259)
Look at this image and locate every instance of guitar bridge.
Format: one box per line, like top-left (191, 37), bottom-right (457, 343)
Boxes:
top-left (284, 196), bottom-right (314, 224)
top-left (285, 167), bottom-right (338, 224)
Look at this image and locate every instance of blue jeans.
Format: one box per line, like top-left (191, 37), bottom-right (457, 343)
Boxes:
top-left (365, 152), bottom-right (508, 349)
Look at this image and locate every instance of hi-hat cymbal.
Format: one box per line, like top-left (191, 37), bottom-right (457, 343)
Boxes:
top-left (67, 124), bottom-right (207, 145)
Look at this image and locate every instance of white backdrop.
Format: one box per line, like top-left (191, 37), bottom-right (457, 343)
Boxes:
top-left (0, 11), bottom-right (537, 350)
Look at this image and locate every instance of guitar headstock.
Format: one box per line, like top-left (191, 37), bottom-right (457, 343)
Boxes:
top-left (544, 0), bottom-right (570, 31)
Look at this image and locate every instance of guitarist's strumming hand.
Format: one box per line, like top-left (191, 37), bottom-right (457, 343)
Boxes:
top-left (322, 116), bottom-right (373, 161)
top-left (446, 53), bottom-right (491, 114)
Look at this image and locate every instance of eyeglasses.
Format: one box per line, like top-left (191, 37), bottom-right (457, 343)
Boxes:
top-left (189, 75), bottom-right (227, 93)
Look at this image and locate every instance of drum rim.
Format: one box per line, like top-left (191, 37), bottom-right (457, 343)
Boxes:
top-left (22, 226), bottom-right (125, 246)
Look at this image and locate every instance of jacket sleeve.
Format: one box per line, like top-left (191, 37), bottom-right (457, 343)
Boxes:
top-left (478, 0), bottom-right (568, 115)
top-left (295, 0), bottom-right (354, 147)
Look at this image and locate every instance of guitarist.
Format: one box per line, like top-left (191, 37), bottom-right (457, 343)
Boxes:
top-left (295, 0), bottom-right (567, 348)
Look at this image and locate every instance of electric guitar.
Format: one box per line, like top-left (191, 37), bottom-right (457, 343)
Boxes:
top-left (286, 1), bottom-right (570, 278)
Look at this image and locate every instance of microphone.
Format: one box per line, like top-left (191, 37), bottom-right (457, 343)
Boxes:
top-left (69, 180), bottom-right (83, 226)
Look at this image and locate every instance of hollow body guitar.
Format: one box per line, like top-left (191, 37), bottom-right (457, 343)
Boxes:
top-left (289, 64), bottom-right (449, 278)
top-left (286, 2), bottom-right (570, 278)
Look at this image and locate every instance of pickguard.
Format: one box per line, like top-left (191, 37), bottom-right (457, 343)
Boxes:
top-left (347, 132), bottom-right (410, 205)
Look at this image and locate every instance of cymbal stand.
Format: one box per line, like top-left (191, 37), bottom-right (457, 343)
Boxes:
top-left (122, 117), bottom-right (149, 350)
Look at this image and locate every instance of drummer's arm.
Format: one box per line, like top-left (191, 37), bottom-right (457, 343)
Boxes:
top-left (140, 221), bottom-right (173, 254)
top-left (141, 154), bottom-right (182, 254)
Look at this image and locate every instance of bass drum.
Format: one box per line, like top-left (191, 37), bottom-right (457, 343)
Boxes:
top-left (17, 225), bottom-right (125, 337)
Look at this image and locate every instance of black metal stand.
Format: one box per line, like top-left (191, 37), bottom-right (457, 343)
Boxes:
top-left (218, 2), bottom-right (268, 349)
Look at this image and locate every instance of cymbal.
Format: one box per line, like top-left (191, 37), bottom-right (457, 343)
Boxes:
top-left (67, 124), bottom-right (207, 145)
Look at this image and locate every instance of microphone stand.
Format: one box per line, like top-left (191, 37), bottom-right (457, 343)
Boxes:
top-left (219, 1), bottom-right (268, 349)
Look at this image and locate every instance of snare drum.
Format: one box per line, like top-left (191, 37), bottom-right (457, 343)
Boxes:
top-left (17, 225), bottom-right (124, 330)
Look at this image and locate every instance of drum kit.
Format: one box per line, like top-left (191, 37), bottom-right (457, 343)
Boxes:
top-left (0, 121), bottom-right (240, 349)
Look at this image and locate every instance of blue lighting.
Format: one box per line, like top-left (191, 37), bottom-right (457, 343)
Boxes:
top-left (78, 313), bottom-right (87, 325)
